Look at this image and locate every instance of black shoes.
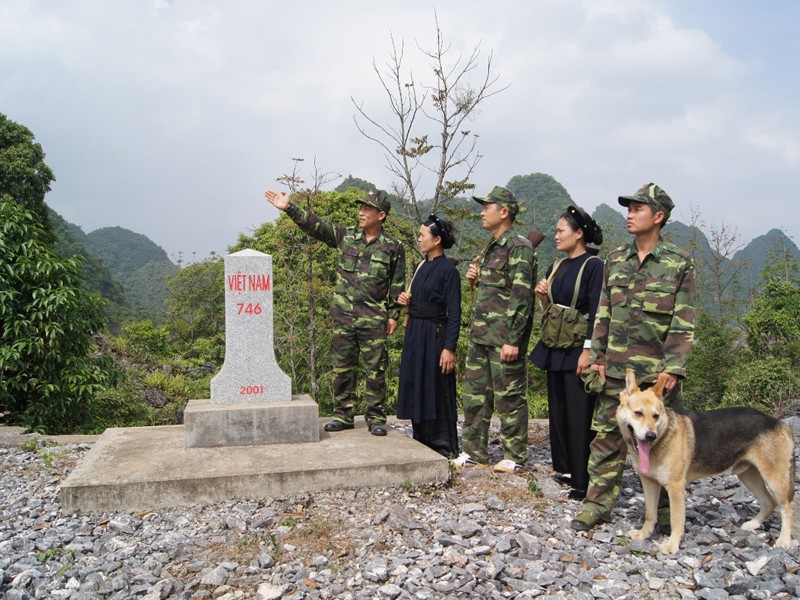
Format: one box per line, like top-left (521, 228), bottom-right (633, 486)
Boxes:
top-left (369, 423), bottom-right (387, 436)
top-left (324, 420), bottom-right (354, 432)
top-left (323, 421), bottom-right (387, 436)
top-left (568, 489), bottom-right (587, 500)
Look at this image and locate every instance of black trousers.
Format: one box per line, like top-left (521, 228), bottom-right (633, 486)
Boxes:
top-left (547, 370), bottom-right (597, 492)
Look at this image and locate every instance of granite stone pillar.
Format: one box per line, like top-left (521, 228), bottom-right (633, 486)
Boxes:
top-left (184, 249), bottom-right (319, 447)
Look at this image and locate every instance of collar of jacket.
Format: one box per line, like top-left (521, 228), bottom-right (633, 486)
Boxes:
top-left (359, 227), bottom-right (385, 242)
top-left (624, 236), bottom-right (666, 261)
top-left (489, 229), bottom-right (516, 248)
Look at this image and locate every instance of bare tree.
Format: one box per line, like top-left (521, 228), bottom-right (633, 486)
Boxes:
top-left (688, 206), bottom-right (749, 327)
top-left (352, 12), bottom-right (507, 225)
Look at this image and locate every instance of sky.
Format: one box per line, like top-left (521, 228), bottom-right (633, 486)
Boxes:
top-left (2, 0), bottom-right (798, 261)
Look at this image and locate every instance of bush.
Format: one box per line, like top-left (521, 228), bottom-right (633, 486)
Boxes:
top-left (116, 320), bottom-right (172, 362)
top-left (721, 358), bottom-right (800, 415)
top-left (87, 387), bottom-right (155, 433)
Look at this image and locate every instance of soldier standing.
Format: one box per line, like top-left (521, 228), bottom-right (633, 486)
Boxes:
top-left (571, 183), bottom-right (696, 531)
top-left (452, 186), bottom-right (536, 473)
top-left (264, 189), bottom-right (406, 436)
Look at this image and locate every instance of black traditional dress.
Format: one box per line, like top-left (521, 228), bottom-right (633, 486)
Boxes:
top-left (397, 255), bottom-right (461, 457)
top-left (529, 252), bottom-right (603, 494)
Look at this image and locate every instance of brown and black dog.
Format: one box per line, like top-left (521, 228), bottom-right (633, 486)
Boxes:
top-left (617, 369), bottom-right (795, 554)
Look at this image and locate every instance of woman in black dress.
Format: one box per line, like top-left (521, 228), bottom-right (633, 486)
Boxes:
top-left (529, 206), bottom-right (603, 499)
top-left (397, 215), bottom-right (461, 457)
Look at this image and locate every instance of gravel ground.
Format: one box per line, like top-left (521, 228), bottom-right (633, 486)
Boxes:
top-left (1, 419), bottom-right (799, 600)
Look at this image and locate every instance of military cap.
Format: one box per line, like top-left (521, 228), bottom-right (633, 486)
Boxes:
top-left (472, 186), bottom-right (520, 218)
top-left (618, 183), bottom-right (673, 221)
top-left (357, 190), bottom-right (391, 214)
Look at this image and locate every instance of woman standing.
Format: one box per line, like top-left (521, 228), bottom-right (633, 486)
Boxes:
top-left (529, 206), bottom-right (603, 499)
top-left (397, 215), bottom-right (461, 458)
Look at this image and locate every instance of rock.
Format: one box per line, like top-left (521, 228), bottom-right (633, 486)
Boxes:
top-left (0, 423), bottom-right (796, 599)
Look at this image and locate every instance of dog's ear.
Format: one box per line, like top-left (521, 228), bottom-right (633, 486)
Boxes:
top-left (651, 376), bottom-right (667, 398)
top-left (624, 369), bottom-right (639, 396)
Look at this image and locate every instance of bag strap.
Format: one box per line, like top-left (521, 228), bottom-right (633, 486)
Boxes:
top-left (569, 255), bottom-right (602, 308)
top-left (545, 259), bottom-right (566, 307)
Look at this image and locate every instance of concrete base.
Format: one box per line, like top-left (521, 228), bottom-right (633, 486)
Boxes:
top-left (60, 420), bottom-right (450, 514)
top-left (184, 395), bottom-right (319, 447)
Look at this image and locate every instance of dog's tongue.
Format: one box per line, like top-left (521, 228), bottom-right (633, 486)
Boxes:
top-left (637, 439), bottom-right (652, 474)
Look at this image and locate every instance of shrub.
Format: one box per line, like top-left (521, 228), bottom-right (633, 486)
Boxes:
top-left (721, 358), bottom-right (800, 415)
top-left (116, 320), bottom-right (172, 362)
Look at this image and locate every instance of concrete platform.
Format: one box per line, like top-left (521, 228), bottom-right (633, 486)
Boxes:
top-left (60, 420), bottom-right (449, 514)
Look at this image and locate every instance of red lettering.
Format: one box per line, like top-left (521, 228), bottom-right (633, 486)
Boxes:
top-left (248, 274), bottom-right (271, 291)
top-left (239, 385), bottom-right (265, 395)
top-left (228, 273), bottom-right (271, 293)
top-left (236, 303), bottom-right (262, 315)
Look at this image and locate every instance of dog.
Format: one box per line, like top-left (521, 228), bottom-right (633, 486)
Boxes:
top-left (617, 369), bottom-right (795, 554)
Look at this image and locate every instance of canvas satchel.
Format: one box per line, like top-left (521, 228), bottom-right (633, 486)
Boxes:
top-left (539, 256), bottom-right (599, 349)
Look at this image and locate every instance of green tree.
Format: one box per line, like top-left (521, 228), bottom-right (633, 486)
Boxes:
top-left (0, 198), bottom-right (113, 433)
top-left (684, 312), bottom-right (740, 410)
top-left (743, 277), bottom-right (800, 365)
top-left (0, 114), bottom-right (55, 235)
top-left (164, 253), bottom-right (225, 351)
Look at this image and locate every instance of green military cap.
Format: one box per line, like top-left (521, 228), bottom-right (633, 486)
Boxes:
top-left (356, 190), bottom-right (391, 214)
top-left (581, 368), bottom-right (606, 395)
top-left (473, 186), bottom-right (520, 218)
top-left (618, 183), bottom-right (674, 221)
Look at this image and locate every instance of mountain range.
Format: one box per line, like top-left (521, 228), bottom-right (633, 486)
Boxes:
top-left (48, 172), bottom-right (798, 330)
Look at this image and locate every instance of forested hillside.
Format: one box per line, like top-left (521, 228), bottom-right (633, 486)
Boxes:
top-left (83, 227), bottom-right (178, 316)
top-left (48, 208), bottom-right (126, 305)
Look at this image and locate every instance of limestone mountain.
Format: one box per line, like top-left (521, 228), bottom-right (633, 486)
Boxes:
top-left (48, 208), bottom-right (126, 305)
top-left (734, 228), bottom-right (800, 291)
top-left (81, 226), bottom-right (178, 319)
top-left (48, 210), bottom-right (178, 325)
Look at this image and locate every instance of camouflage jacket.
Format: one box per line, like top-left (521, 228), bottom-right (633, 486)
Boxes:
top-left (285, 204), bottom-right (405, 328)
top-left (589, 238), bottom-right (696, 381)
top-left (470, 230), bottom-right (536, 349)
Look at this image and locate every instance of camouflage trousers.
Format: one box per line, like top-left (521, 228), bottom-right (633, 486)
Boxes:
top-left (330, 325), bottom-right (387, 426)
top-left (583, 376), bottom-right (683, 517)
top-left (461, 342), bottom-right (529, 465)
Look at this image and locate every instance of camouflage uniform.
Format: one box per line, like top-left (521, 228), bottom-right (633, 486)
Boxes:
top-left (284, 196), bottom-right (405, 426)
top-left (580, 183), bottom-right (696, 522)
top-left (462, 190), bottom-right (536, 465)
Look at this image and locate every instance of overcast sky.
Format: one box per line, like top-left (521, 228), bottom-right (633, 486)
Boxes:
top-left (2, 0), bottom-right (798, 261)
